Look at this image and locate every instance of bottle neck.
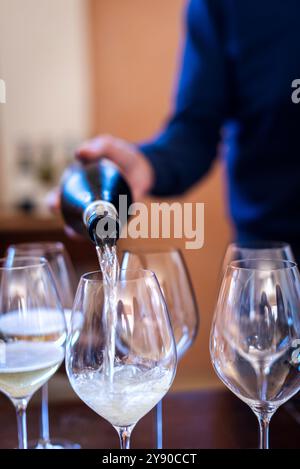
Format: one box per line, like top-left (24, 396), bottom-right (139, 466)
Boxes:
top-left (83, 200), bottom-right (119, 245)
top-left (83, 200), bottom-right (118, 226)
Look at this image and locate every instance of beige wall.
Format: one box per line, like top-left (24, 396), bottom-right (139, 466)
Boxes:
top-left (0, 0), bottom-right (90, 206)
top-left (89, 0), bottom-right (232, 387)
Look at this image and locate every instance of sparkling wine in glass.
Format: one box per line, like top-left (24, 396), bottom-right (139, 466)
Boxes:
top-left (210, 259), bottom-right (300, 449)
top-left (0, 257), bottom-right (66, 449)
top-left (6, 242), bottom-right (78, 449)
top-left (66, 269), bottom-right (177, 449)
top-left (121, 247), bottom-right (199, 447)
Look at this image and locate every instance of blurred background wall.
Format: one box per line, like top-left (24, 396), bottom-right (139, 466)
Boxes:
top-left (0, 0), bottom-right (232, 388)
top-left (0, 0), bottom-right (90, 208)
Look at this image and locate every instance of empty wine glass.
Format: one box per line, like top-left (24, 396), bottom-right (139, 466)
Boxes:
top-left (6, 242), bottom-right (78, 449)
top-left (121, 248), bottom-right (199, 448)
top-left (210, 259), bottom-right (300, 449)
top-left (0, 257), bottom-right (67, 449)
top-left (231, 246), bottom-right (300, 428)
top-left (222, 241), bottom-right (294, 271)
top-left (66, 269), bottom-right (177, 449)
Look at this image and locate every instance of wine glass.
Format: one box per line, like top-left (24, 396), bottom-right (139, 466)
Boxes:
top-left (222, 242), bottom-right (300, 431)
top-left (6, 242), bottom-right (79, 449)
top-left (121, 247), bottom-right (199, 448)
top-left (0, 257), bottom-right (67, 449)
top-left (222, 241), bottom-right (295, 271)
top-left (66, 269), bottom-right (177, 449)
top-left (210, 259), bottom-right (300, 449)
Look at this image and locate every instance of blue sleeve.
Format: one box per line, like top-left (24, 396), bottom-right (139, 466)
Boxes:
top-left (139, 0), bottom-right (228, 196)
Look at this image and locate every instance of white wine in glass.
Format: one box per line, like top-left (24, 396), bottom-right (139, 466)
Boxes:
top-left (6, 242), bottom-right (78, 449)
top-left (71, 364), bottom-right (173, 429)
top-left (66, 269), bottom-right (177, 449)
top-left (0, 257), bottom-right (67, 449)
top-left (0, 342), bottom-right (64, 399)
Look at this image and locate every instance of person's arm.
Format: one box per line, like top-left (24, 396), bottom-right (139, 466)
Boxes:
top-left (70, 0), bottom-right (228, 205)
top-left (139, 0), bottom-right (228, 196)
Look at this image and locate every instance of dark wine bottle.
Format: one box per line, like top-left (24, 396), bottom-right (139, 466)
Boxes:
top-left (60, 159), bottom-right (132, 245)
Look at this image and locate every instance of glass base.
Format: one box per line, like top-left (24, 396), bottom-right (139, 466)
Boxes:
top-left (29, 439), bottom-right (81, 449)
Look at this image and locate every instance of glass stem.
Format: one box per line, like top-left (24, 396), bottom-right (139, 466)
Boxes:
top-left (15, 400), bottom-right (28, 449)
top-left (117, 427), bottom-right (132, 449)
top-left (258, 413), bottom-right (271, 450)
top-left (155, 400), bottom-right (163, 449)
top-left (40, 384), bottom-right (50, 445)
top-left (255, 364), bottom-right (273, 449)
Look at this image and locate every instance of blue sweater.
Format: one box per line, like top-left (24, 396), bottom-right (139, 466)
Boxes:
top-left (140, 0), bottom-right (300, 247)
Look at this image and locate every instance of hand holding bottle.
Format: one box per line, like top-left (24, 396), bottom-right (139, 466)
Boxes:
top-left (48, 135), bottom-right (154, 211)
top-left (75, 135), bottom-right (154, 201)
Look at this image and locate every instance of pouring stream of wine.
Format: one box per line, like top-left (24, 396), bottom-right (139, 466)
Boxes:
top-left (95, 241), bottom-right (120, 384)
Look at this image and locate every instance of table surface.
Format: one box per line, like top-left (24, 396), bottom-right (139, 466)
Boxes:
top-left (1, 388), bottom-right (300, 449)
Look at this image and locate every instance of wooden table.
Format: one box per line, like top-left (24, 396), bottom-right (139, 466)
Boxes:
top-left (0, 389), bottom-right (299, 449)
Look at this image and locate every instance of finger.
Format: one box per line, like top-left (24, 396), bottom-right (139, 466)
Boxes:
top-left (76, 136), bottom-right (134, 171)
top-left (75, 136), bottom-right (113, 160)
